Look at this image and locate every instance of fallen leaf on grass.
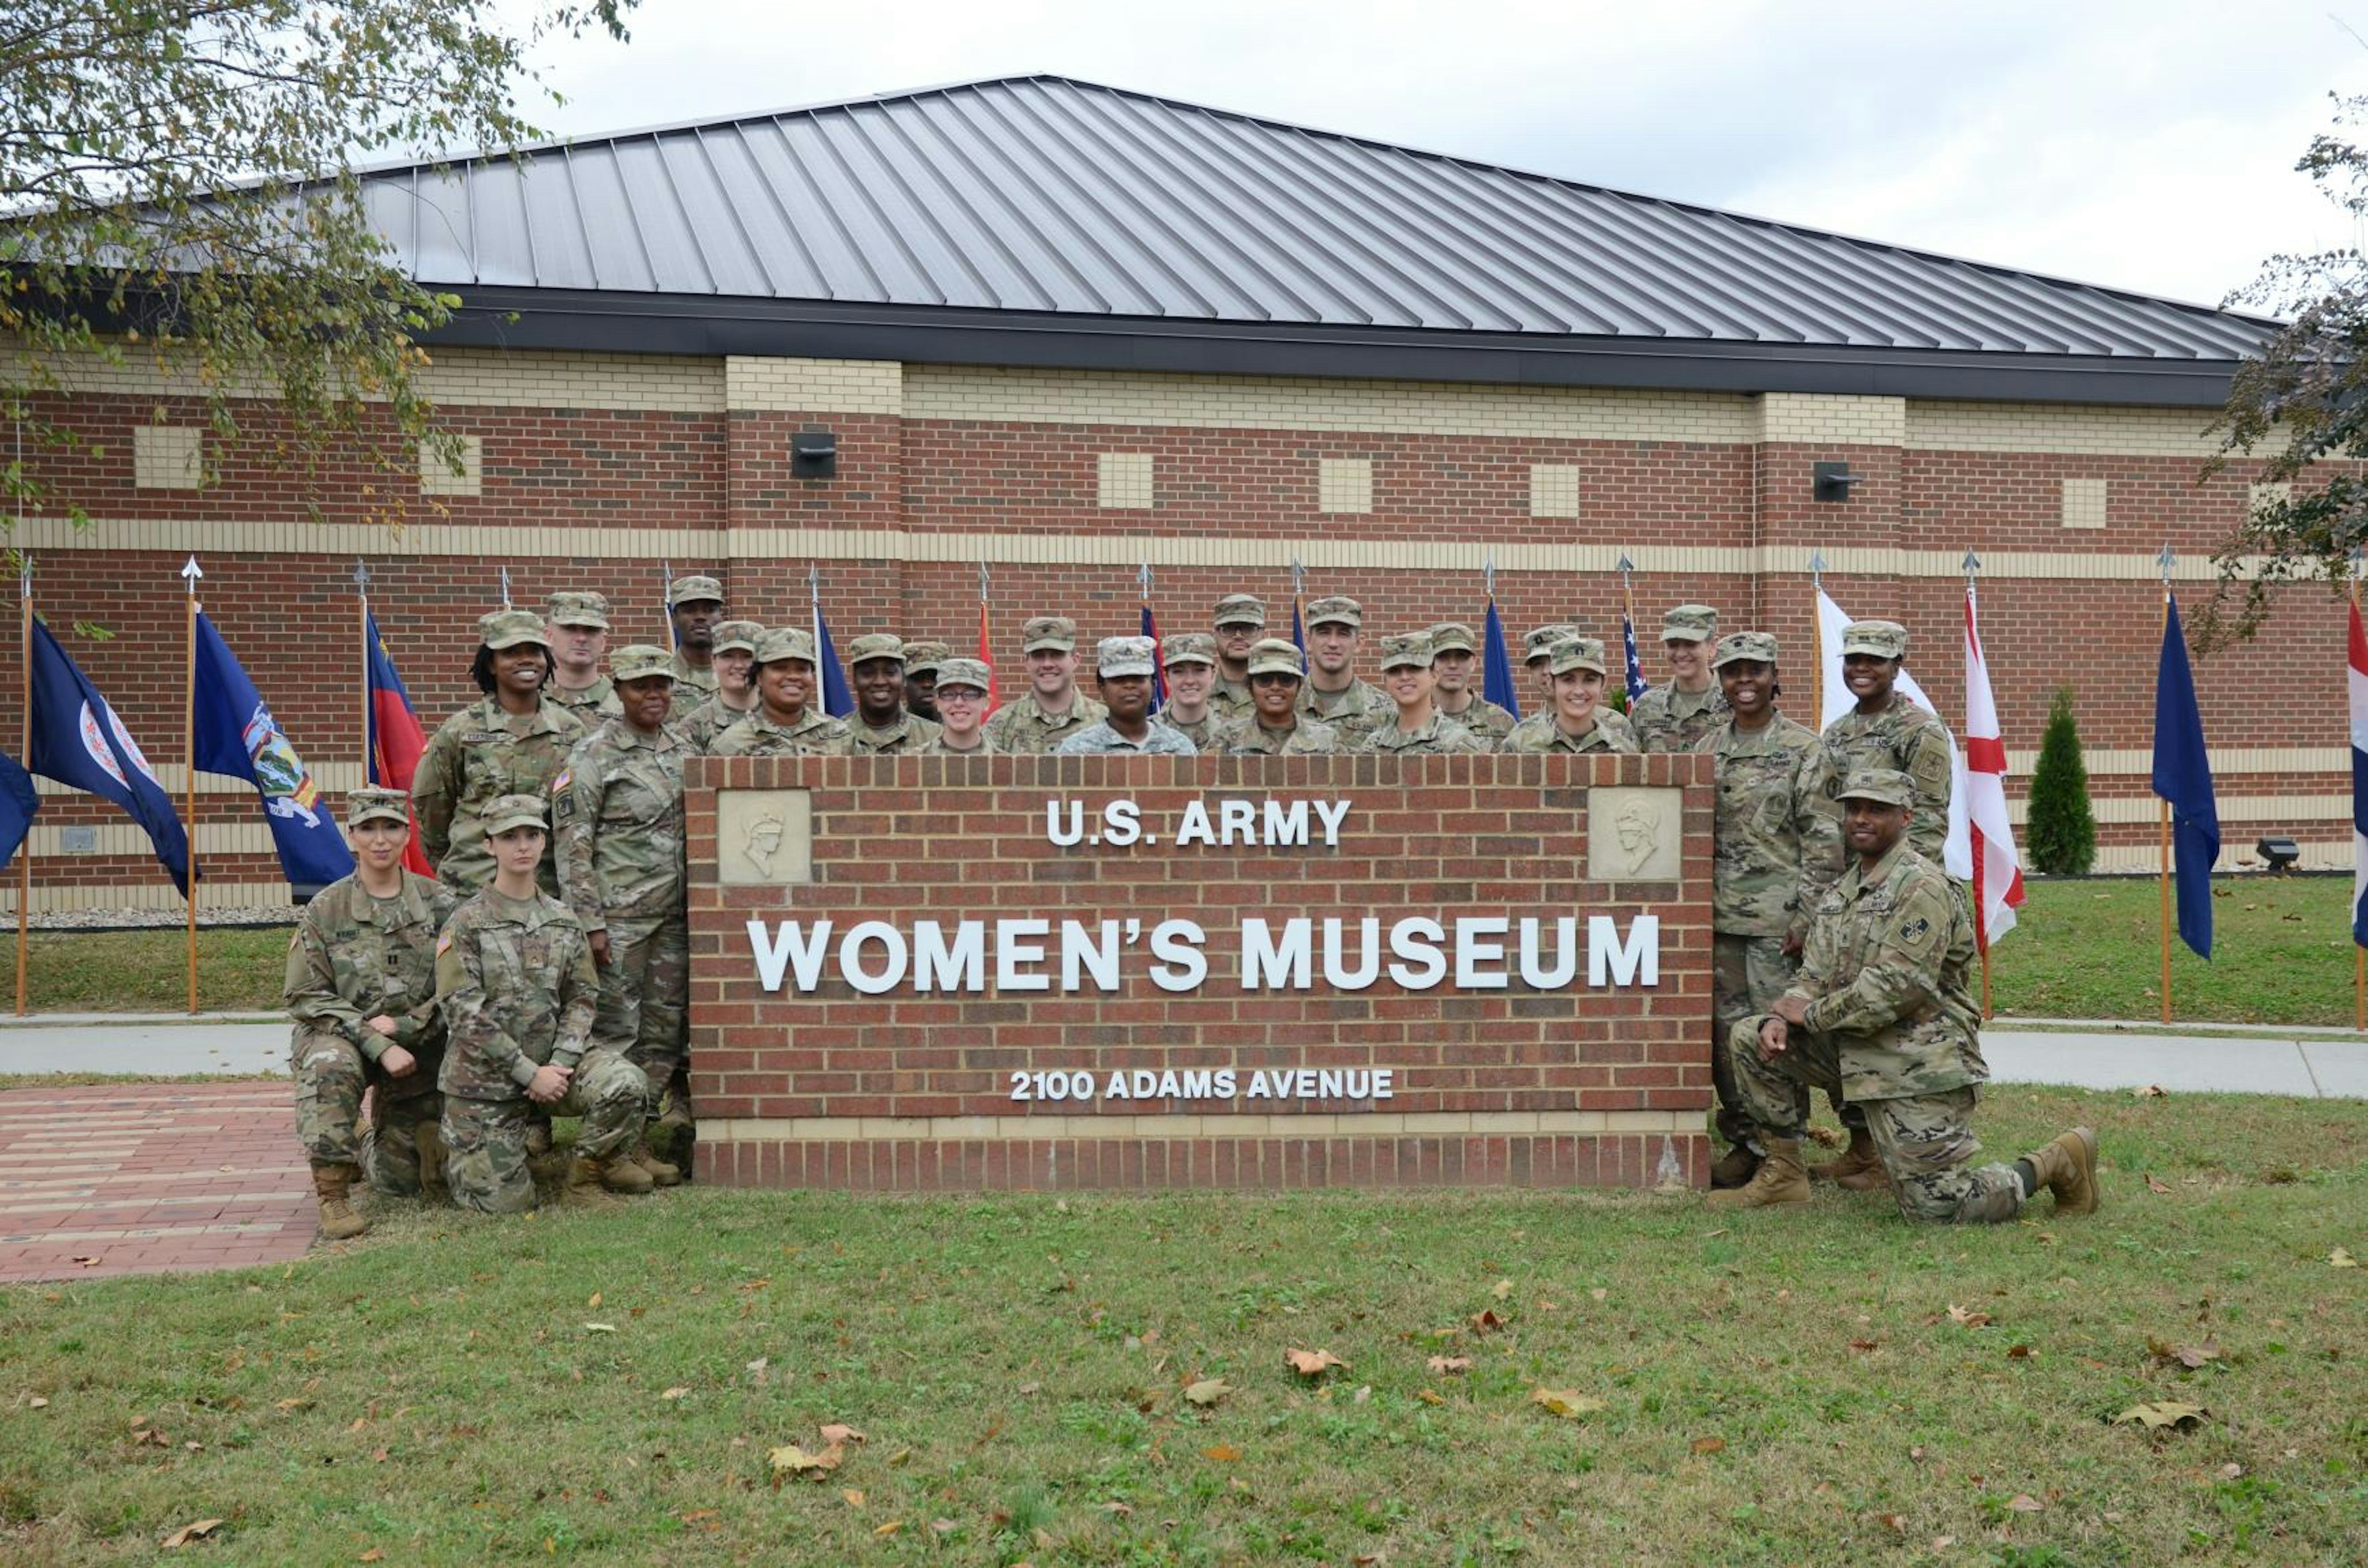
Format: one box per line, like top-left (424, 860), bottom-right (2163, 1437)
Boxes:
top-left (1182, 1378), bottom-right (1231, 1407)
top-left (1530, 1389), bottom-right (1605, 1418)
top-left (1874, 1513), bottom-right (1907, 1535)
top-left (2147, 1338), bottom-right (2223, 1370)
top-left (360, 1551), bottom-right (385, 1562)
top-left (1416, 1389), bottom-right (1445, 1406)
top-left (841, 1488), bottom-right (864, 1508)
top-left (273, 1398), bottom-right (313, 1412)
top-left (2006, 1344), bottom-right (2034, 1360)
top-left (2221, 1463), bottom-right (2245, 1480)
top-left (162, 1519), bottom-right (224, 1548)
top-left (1285, 1348), bottom-right (1347, 1377)
top-left (819, 1423), bottom-right (866, 1447)
top-left (1931, 1537), bottom-right (1955, 1550)
top-left (2114, 1401), bottom-right (2209, 1430)
top-left (1588, 1288), bottom-right (1608, 1303)
top-left (1848, 1339), bottom-right (1880, 1353)
top-left (1491, 1279), bottom-right (1515, 1300)
top-left (2145, 1173), bottom-right (2173, 1195)
top-left (659, 1387), bottom-right (689, 1402)
top-left (583, 1323), bottom-right (616, 1334)
top-left (2331, 1248), bottom-right (2358, 1269)
top-left (873, 1521), bottom-right (901, 1538)
top-left (1691, 1437), bottom-right (1726, 1456)
top-left (1469, 1310), bottom-right (1506, 1334)
top-left (1946, 1305), bottom-right (1992, 1329)
top-left (586, 1292), bottom-right (602, 1309)
top-left (2134, 1084), bottom-right (2166, 1099)
top-left (1427, 1356), bottom-right (1473, 1374)
top-left (768, 1442), bottom-right (844, 1477)
top-left (1201, 1443), bottom-right (1242, 1462)
top-left (2006, 1495), bottom-right (2044, 1513)
top-left (27, 1397), bottom-right (49, 1410)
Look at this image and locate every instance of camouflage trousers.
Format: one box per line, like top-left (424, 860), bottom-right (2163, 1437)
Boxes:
top-left (1712, 934), bottom-right (1797, 1144)
top-left (593, 911), bottom-right (689, 1119)
top-left (440, 1049), bottom-right (647, 1215)
top-left (292, 1027), bottom-right (440, 1192)
top-left (1725, 1020), bottom-right (2025, 1225)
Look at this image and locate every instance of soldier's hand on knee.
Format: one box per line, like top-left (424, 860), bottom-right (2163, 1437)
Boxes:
top-left (380, 1045), bottom-right (417, 1079)
top-left (366, 1013), bottom-right (400, 1037)
top-left (1773, 991), bottom-right (1810, 1028)
top-left (1758, 1017), bottom-right (1789, 1059)
top-left (526, 1063), bottom-right (573, 1104)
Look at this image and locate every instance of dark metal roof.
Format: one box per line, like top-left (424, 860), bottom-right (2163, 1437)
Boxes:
top-left (365, 75), bottom-right (2275, 400)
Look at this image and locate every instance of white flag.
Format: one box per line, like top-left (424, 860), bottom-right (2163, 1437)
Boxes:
top-left (1962, 585), bottom-right (2025, 943)
top-left (1816, 589), bottom-right (1971, 879)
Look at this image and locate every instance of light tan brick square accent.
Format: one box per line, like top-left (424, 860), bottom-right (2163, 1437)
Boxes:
top-left (1096, 451), bottom-right (1154, 510)
top-left (419, 433), bottom-right (482, 497)
top-left (1529, 463), bottom-right (1581, 519)
top-left (131, 425), bottom-right (201, 490)
top-left (2059, 476), bottom-right (2107, 530)
top-left (726, 356), bottom-right (903, 414)
top-left (1319, 456), bottom-right (1372, 514)
top-left (1755, 392), bottom-right (1906, 446)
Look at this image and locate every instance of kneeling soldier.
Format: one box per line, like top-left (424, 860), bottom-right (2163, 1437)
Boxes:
top-left (1715, 768), bottom-right (2099, 1223)
top-left (286, 787), bottom-right (460, 1239)
top-left (437, 794), bottom-right (651, 1212)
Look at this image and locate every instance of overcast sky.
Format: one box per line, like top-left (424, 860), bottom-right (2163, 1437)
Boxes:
top-left (511, 0), bottom-right (2368, 311)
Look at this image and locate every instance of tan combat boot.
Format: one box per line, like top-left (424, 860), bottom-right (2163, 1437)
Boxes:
top-left (414, 1117), bottom-right (448, 1201)
top-left (1709, 1141), bottom-right (1761, 1190)
top-left (1813, 1127), bottom-right (1886, 1189)
top-left (310, 1161), bottom-right (368, 1240)
top-left (626, 1140), bottom-right (683, 1188)
top-left (568, 1151), bottom-right (654, 1198)
top-left (1708, 1138), bottom-right (1810, 1207)
top-left (2025, 1126), bottom-right (2100, 1216)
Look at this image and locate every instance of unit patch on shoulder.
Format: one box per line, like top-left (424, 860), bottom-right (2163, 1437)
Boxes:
top-left (1899, 916), bottom-right (1931, 944)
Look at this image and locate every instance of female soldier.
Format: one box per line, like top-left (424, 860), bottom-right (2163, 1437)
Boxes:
top-left (1499, 639), bottom-right (1639, 753)
top-left (413, 607), bottom-right (586, 897)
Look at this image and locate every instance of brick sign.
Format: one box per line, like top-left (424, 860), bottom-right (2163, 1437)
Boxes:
top-left (686, 753), bottom-right (1712, 1191)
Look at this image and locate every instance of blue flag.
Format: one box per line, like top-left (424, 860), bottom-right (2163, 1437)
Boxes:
top-left (193, 609), bottom-right (353, 896)
top-left (1619, 604), bottom-right (1648, 703)
top-left (1141, 601), bottom-right (1167, 712)
top-left (814, 599), bottom-right (854, 718)
top-left (2151, 594), bottom-right (2219, 959)
top-left (1290, 593), bottom-right (1308, 673)
top-left (0, 749), bottom-right (38, 876)
top-left (1481, 596), bottom-right (1521, 721)
top-left (24, 615), bottom-right (189, 891)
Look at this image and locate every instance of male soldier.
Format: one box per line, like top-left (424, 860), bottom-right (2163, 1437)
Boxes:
top-left (1299, 596), bottom-right (1389, 740)
top-left (1523, 623), bottom-right (1583, 711)
top-left (285, 787), bottom-right (461, 1238)
top-left (1158, 633), bottom-right (1227, 750)
top-left (1714, 768), bottom-right (2099, 1225)
top-left (673, 620), bottom-right (763, 753)
top-left (711, 628), bottom-right (849, 757)
top-left (546, 592), bottom-right (622, 721)
top-left (1215, 638), bottom-right (1346, 754)
top-left (1428, 622), bottom-right (1517, 742)
top-left (1211, 593), bottom-right (1266, 716)
top-left (1500, 639), bottom-right (1639, 753)
top-left (1056, 636), bottom-right (1199, 754)
top-left (554, 646), bottom-right (690, 1189)
top-left (837, 634), bottom-right (944, 753)
top-left (983, 615), bottom-right (1107, 753)
top-left (665, 574), bottom-right (727, 718)
top-left (1696, 633), bottom-right (1838, 1188)
top-left (1629, 604), bottom-right (1730, 753)
top-left (437, 795), bottom-right (652, 1210)
top-left (1360, 632), bottom-right (1487, 755)
top-left (902, 640), bottom-right (951, 721)
top-left (917, 659), bottom-right (997, 754)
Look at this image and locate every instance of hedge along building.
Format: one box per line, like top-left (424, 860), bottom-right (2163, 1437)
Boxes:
top-left (1, 73), bottom-right (2341, 911)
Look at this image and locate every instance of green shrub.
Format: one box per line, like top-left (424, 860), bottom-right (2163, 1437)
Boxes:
top-left (2025, 686), bottom-right (2096, 875)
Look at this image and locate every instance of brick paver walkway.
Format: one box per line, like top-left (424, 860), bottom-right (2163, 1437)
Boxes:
top-left (0, 1082), bottom-right (315, 1283)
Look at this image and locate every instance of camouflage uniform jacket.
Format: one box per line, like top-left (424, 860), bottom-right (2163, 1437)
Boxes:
top-left (1815, 696), bottom-right (1955, 869)
top-left (1298, 678), bottom-right (1389, 739)
top-left (284, 871), bottom-right (459, 1061)
top-left (1160, 710), bottom-right (1226, 752)
top-left (1212, 675), bottom-right (1254, 717)
top-left (555, 718), bottom-right (688, 931)
top-left (1780, 839), bottom-right (1983, 1103)
top-left (434, 887), bottom-right (601, 1100)
top-left (412, 696), bottom-right (586, 895)
top-left (1697, 713), bottom-right (1839, 943)
top-left (667, 651), bottom-right (720, 717)
top-left (915, 731), bottom-right (999, 757)
top-left (983, 691), bottom-right (1108, 753)
top-left (1215, 715), bottom-right (1345, 755)
top-left (549, 675), bottom-right (622, 723)
top-left (1356, 711), bottom-right (1489, 755)
top-left (1437, 696), bottom-right (1517, 742)
top-left (709, 708), bottom-right (848, 757)
top-left (1054, 718), bottom-right (1198, 755)
top-left (836, 710), bottom-right (945, 755)
top-left (676, 694), bottom-right (759, 753)
top-left (1629, 681), bottom-right (1730, 753)
top-left (1498, 712), bottom-right (1638, 753)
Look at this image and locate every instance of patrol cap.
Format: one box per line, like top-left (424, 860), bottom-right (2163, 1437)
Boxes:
top-left (1305, 595), bottom-right (1362, 630)
top-left (1428, 622), bottom-right (1478, 655)
top-left (1095, 634), bottom-right (1157, 678)
top-left (1524, 623), bottom-right (1581, 663)
top-left (934, 657), bottom-right (991, 694)
top-left (1212, 593), bottom-right (1267, 629)
top-left (755, 626), bottom-right (817, 665)
top-left (482, 794), bottom-right (548, 835)
top-left (344, 786), bottom-right (410, 830)
top-left (546, 591), bottom-right (611, 630)
top-left (1246, 638), bottom-right (1306, 679)
top-left (847, 633), bottom-right (905, 668)
top-left (478, 607), bottom-right (549, 651)
top-left (1710, 630), bottom-right (1779, 668)
top-left (608, 644), bottom-right (676, 684)
top-left (1841, 619), bottom-right (1909, 660)
top-left (1548, 637), bottom-right (1609, 677)
top-left (667, 574), bottom-right (725, 608)
top-left (902, 639), bottom-right (951, 676)
top-left (1835, 766), bottom-right (1915, 807)
top-left (712, 619), bottom-right (763, 656)
top-left (1018, 615), bottom-right (1077, 654)
top-left (1162, 631), bottom-right (1219, 667)
top-left (1661, 604), bottom-right (1719, 643)
top-left (1378, 631), bottom-right (1434, 671)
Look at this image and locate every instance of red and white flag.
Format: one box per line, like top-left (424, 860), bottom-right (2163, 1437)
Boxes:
top-left (1963, 583), bottom-right (2026, 946)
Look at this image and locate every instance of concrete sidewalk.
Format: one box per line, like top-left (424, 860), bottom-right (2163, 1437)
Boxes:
top-left (0, 1014), bottom-right (2362, 1097)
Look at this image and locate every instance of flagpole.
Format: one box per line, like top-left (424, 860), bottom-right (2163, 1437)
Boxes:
top-left (355, 561), bottom-right (371, 782)
top-left (1808, 551), bottom-right (1827, 726)
top-left (181, 556), bottom-right (202, 1016)
top-left (1963, 551), bottom-right (1994, 1020)
top-left (2157, 545), bottom-right (2173, 1026)
top-left (15, 557), bottom-right (28, 1017)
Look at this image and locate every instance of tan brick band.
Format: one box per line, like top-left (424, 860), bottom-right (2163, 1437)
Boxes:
top-left (706, 1108), bottom-right (1700, 1143)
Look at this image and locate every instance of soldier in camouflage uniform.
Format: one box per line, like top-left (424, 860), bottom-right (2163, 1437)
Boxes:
top-left (1500, 639), bottom-right (1640, 753)
top-left (916, 659), bottom-right (998, 754)
top-left (1215, 638), bottom-right (1345, 754)
top-left (902, 639), bottom-right (951, 721)
top-left (837, 633), bottom-right (945, 754)
top-left (1694, 632), bottom-right (1840, 1187)
top-left (1714, 768), bottom-right (2100, 1224)
top-left (1359, 631), bottom-right (1488, 755)
top-left (1055, 636), bottom-right (1199, 754)
top-left (674, 620), bottom-right (763, 752)
top-left (1211, 594), bottom-right (1266, 718)
top-left (1157, 633), bottom-right (1226, 750)
top-left (984, 615), bottom-right (1108, 753)
top-left (711, 628), bottom-right (849, 757)
top-left (545, 592), bottom-right (622, 722)
top-left (285, 787), bottom-right (461, 1239)
top-left (413, 608), bottom-right (586, 898)
top-left (1298, 596), bottom-right (1390, 741)
top-left (1523, 623), bottom-right (1583, 712)
top-left (1427, 622), bottom-right (1517, 742)
top-left (437, 795), bottom-right (652, 1211)
top-left (665, 573), bottom-right (727, 718)
top-left (1629, 604), bottom-right (1731, 753)
top-left (555, 646), bottom-right (691, 1188)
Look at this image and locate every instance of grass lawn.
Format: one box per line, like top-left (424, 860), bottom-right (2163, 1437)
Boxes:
top-left (3, 1086), bottom-right (2363, 1565)
top-left (9, 929), bottom-right (292, 1015)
